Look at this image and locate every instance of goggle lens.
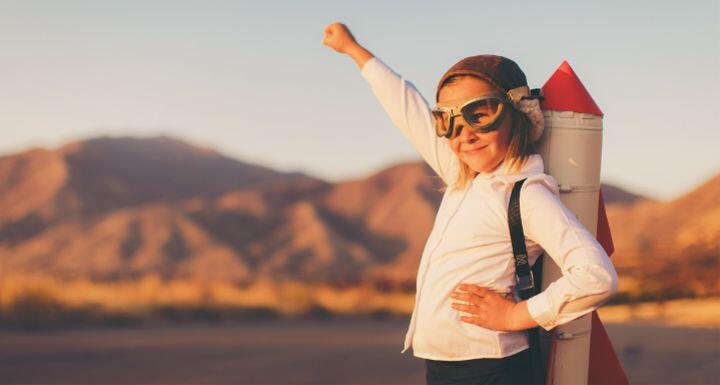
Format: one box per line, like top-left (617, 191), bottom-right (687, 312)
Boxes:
top-left (433, 96), bottom-right (506, 139)
top-left (461, 98), bottom-right (503, 128)
top-left (432, 110), bottom-right (452, 137)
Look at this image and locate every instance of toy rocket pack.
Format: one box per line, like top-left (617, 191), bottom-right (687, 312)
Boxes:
top-left (536, 61), bottom-right (629, 385)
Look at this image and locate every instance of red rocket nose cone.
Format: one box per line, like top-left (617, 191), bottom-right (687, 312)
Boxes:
top-left (541, 60), bottom-right (603, 116)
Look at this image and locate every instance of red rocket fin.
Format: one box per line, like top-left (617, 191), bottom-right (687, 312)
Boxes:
top-left (588, 312), bottom-right (631, 385)
top-left (596, 190), bottom-right (615, 257)
top-left (540, 61), bottom-right (603, 116)
top-left (587, 189), bottom-right (628, 384)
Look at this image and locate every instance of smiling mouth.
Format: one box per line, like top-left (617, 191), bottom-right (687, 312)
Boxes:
top-left (463, 146), bottom-right (487, 154)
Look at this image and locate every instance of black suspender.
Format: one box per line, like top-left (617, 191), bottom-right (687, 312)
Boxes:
top-left (508, 178), bottom-right (544, 300)
top-left (509, 178), bottom-right (535, 296)
top-left (508, 178), bottom-right (546, 385)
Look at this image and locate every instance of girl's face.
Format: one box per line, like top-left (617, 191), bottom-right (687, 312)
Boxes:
top-left (438, 76), bottom-right (512, 175)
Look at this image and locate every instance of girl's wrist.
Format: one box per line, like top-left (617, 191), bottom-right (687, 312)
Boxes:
top-left (508, 300), bottom-right (540, 331)
top-left (345, 44), bottom-right (373, 69)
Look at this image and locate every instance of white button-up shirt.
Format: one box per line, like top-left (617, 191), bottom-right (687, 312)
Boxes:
top-left (360, 56), bottom-right (619, 361)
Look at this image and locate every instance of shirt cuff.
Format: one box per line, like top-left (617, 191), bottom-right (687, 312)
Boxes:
top-left (526, 292), bottom-right (557, 331)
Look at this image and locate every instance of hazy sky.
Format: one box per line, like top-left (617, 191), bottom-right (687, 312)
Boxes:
top-left (1, 0), bottom-right (718, 201)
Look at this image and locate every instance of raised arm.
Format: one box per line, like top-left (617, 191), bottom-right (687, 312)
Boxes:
top-left (323, 22), bottom-right (458, 185)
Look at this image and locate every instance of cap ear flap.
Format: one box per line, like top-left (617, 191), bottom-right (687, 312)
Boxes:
top-left (513, 98), bottom-right (545, 142)
top-left (507, 86), bottom-right (530, 102)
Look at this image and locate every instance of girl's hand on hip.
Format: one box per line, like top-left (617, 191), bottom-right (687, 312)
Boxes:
top-left (450, 284), bottom-right (519, 332)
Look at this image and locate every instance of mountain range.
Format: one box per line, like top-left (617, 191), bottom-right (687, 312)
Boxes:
top-left (0, 136), bottom-right (717, 298)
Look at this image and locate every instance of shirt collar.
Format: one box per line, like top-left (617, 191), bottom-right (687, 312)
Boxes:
top-left (473, 154), bottom-right (545, 185)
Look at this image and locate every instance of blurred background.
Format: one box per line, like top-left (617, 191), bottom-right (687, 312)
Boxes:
top-left (0, 1), bottom-right (718, 384)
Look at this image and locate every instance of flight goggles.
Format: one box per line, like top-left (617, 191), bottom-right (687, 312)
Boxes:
top-left (431, 87), bottom-right (542, 139)
top-left (431, 92), bottom-right (510, 139)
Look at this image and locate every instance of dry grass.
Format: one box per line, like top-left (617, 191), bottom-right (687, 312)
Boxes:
top-left (0, 273), bottom-right (415, 323)
top-left (2, 274), bottom-right (718, 329)
top-left (597, 297), bottom-right (720, 328)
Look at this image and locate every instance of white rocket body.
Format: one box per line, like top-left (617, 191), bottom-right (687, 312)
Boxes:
top-left (536, 111), bottom-right (603, 385)
top-left (535, 62), bottom-right (605, 385)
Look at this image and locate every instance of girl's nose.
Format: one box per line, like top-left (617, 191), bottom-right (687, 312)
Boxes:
top-left (457, 124), bottom-right (478, 143)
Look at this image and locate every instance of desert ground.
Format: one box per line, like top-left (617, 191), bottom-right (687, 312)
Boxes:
top-left (0, 314), bottom-right (717, 385)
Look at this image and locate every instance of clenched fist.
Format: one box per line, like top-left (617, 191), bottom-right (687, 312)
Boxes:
top-left (322, 22), bottom-right (359, 54)
top-left (323, 22), bottom-right (373, 69)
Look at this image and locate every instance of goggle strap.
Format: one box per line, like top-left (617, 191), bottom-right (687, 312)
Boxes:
top-left (520, 88), bottom-right (544, 102)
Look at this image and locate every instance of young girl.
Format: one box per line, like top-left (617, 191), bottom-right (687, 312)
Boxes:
top-left (323, 23), bottom-right (619, 385)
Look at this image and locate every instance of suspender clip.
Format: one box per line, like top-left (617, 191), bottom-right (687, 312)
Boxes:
top-left (515, 269), bottom-right (535, 292)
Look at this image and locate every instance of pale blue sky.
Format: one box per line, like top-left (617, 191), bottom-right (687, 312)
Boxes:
top-left (1, 0), bottom-right (718, 201)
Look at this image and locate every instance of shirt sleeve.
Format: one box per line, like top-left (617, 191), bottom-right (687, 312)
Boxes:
top-left (519, 177), bottom-right (620, 331)
top-left (360, 56), bottom-right (458, 185)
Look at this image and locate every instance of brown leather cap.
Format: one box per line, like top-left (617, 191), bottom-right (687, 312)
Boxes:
top-left (435, 55), bottom-right (528, 102)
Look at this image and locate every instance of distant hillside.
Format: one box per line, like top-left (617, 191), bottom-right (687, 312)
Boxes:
top-left (598, 183), bottom-right (648, 205)
top-left (605, 174), bottom-right (720, 299)
top-left (0, 135), bottom-right (717, 300)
